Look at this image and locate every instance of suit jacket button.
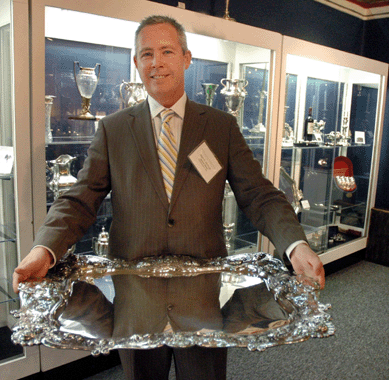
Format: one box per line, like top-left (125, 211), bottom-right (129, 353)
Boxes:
top-left (168, 219), bottom-right (174, 227)
top-left (167, 304), bottom-right (174, 311)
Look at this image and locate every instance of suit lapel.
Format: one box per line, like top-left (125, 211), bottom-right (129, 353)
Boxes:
top-left (170, 100), bottom-right (207, 208)
top-left (127, 102), bottom-right (169, 209)
top-left (126, 100), bottom-right (207, 211)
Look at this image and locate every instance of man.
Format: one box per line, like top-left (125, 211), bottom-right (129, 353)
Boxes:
top-left (14, 15), bottom-right (324, 380)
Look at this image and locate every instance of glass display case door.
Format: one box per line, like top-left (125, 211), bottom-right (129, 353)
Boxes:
top-left (274, 36), bottom-right (388, 264)
top-left (0, 0), bottom-right (40, 378)
top-left (29, 1), bottom-right (283, 267)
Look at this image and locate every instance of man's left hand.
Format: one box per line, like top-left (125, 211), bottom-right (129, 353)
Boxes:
top-left (289, 243), bottom-right (325, 289)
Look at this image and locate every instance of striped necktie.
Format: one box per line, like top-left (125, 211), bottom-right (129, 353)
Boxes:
top-left (158, 109), bottom-right (177, 201)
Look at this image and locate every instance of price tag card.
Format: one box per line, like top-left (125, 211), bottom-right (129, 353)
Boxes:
top-left (0, 146), bottom-right (14, 176)
top-left (301, 199), bottom-right (310, 210)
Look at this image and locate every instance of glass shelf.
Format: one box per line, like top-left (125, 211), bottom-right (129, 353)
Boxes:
top-left (47, 139), bottom-right (93, 145)
top-left (0, 224), bottom-right (16, 244)
top-left (0, 278), bottom-right (18, 305)
top-left (281, 143), bottom-right (372, 150)
top-left (0, 175), bottom-right (13, 180)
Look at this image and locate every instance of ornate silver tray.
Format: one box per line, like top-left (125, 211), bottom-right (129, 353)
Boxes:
top-left (11, 252), bottom-right (334, 356)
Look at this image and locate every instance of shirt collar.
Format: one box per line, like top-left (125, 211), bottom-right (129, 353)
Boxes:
top-left (148, 93), bottom-right (187, 120)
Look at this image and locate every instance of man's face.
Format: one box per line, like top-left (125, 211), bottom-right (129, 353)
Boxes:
top-left (134, 23), bottom-right (192, 108)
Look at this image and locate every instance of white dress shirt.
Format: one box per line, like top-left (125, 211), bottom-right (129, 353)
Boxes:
top-left (148, 93), bottom-right (187, 148)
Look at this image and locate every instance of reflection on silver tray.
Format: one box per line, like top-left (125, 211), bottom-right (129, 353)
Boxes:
top-left (11, 253), bottom-right (334, 356)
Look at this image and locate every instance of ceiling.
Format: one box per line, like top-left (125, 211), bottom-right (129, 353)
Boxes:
top-left (315, 0), bottom-right (389, 19)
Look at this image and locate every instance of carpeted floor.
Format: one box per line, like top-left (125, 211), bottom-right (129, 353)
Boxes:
top-left (83, 259), bottom-right (389, 380)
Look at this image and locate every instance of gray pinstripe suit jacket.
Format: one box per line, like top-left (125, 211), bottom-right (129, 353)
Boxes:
top-left (34, 99), bottom-right (306, 262)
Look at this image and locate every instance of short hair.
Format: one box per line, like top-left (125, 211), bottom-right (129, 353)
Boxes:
top-left (134, 15), bottom-right (188, 55)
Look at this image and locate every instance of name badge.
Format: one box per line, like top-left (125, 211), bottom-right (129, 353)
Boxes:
top-left (188, 141), bottom-right (223, 183)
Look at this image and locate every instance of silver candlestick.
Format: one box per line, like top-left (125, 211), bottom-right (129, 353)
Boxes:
top-left (45, 95), bottom-right (55, 144)
top-left (222, 181), bottom-right (235, 252)
top-left (223, 0), bottom-right (235, 21)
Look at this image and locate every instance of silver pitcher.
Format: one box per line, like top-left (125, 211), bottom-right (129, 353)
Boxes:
top-left (119, 81), bottom-right (147, 108)
top-left (46, 154), bottom-right (77, 199)
top-left (220, 78), bottom-right (248, 117)
top-left (92, 226), bottom-right (109, 257)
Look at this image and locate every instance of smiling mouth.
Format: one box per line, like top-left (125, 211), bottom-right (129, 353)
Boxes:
top-left (151, 75), bottom-right (168, 79)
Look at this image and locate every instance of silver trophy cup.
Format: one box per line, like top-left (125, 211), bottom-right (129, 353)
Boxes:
top-left (72, 61), bottom-right (101, 119)
top-left (220, 78), bottom-right (248, 117)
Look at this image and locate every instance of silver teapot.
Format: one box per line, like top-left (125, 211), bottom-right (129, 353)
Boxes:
top-left (46, 154), bottom-right (77, 199)
top-left (119, 81), bottom-right (147, 108)
top-left (92, 227), bottom-right (109, 257)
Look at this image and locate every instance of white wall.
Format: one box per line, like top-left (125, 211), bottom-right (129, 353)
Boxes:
top-left (0, 0), bottom-right (11, 27)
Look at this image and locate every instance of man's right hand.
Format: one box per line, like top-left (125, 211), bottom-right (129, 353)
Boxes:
top-left (13, 247), bottom-right (53, 293)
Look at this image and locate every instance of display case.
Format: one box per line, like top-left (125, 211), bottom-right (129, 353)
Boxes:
top-left (0, 0), bottom-right (40, 378)
top-left (37, 3), bottom-right (283, 261)
top-left (37, 3), bottom-right (388, 268)
top-left (274, 36), bottom-right (387, 264)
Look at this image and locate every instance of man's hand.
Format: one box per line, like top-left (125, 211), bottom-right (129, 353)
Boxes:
top-left (13, 247), bottom-right (53, 293)
top-left (289, 243), bottom-right (325, 289)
